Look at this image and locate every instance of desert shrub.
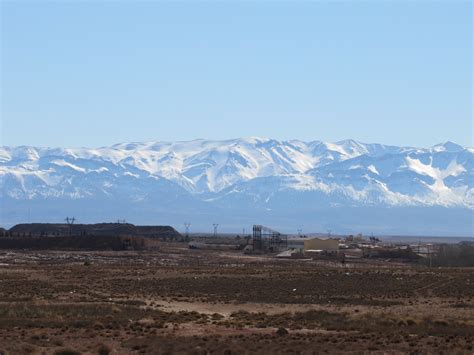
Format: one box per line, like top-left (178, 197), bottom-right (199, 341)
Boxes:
top-left (211, 313), bottom-right (224, 320)
top-left (54, 349), bottom-right (81, 355)
top-left (97, 344), bottom-right (112, 355)
top-left (93, 321), bottom-right (105, 330)
top-left (52, 337), bottom-right (64, 346)
top-left (21, 344), bottom-right (36, 354)
top-left (422, 243), bottom-right (474, 267)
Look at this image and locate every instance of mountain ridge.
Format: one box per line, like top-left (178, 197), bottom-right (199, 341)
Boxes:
top-left (1, 139), bottom-right (472, 235)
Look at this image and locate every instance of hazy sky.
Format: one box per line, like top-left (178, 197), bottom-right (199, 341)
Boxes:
top-left (1, 1), bottom-right (472, 148)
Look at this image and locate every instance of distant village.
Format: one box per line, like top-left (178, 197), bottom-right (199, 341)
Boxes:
top-left (0, 222), bottom-right (472, 267)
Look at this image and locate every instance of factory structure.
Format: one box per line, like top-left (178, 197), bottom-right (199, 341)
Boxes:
top-left (287, 237), bottom-right (339, 254)
top-left (0, 220), bottom-right (441, 262)
top-left (242, 225), bottom-right (425, 261)
top-left (245, 224), bottom-right (341, 257)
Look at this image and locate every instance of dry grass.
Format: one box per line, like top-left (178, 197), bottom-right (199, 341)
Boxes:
top-left (0, 248), bottom-right (472, 354)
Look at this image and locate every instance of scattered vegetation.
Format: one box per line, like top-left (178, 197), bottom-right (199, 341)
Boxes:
top-left (421, 242), bottom-right (474, 267)
top-left (53, 349), bottom-right (81, 355)
top-left (0, 247), bottom-right (471, 354)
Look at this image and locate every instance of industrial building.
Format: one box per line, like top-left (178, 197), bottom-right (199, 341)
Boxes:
top-left (287, 237), bottom-right (339, 253)
top-left (304, 238), bottom-right (339, 253)
top-left (251, 225), bottom-right (287, 252)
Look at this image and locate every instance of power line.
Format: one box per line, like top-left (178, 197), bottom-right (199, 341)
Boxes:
top-left (184, 222), bottom-right (191, 239)
top-left (65, 217), bottom-right (76, 237)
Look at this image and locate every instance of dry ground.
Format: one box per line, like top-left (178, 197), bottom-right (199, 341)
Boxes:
top-left (0, 244), bottom-right (472, 354)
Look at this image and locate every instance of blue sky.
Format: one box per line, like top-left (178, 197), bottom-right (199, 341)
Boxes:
top-left (1, 1), bottom-right (472, 148)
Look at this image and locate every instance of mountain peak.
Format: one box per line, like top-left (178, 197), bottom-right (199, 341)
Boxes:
top-left (432, 141), bottom-right (464, 152)
top-left (238, 137), bottom-right (270, 144)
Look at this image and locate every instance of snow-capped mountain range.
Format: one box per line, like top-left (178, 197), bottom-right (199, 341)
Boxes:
top-left (1, 138), bottom-right (473, 235)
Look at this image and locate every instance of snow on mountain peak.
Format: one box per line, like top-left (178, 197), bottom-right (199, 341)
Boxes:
top-left (1, 139), bottom-right (472, 210)
top-left (432, 141), bottom-right (465, 153)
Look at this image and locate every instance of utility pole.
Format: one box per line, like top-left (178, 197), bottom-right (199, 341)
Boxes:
top-left (65, 217), bottom-right (76, 237)
top-left (428, 244), bottom-right (432, 268)
top-left (213, 223), bottom-right (219, 238)
top-left (184, 222), bottom-right (191, 241)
